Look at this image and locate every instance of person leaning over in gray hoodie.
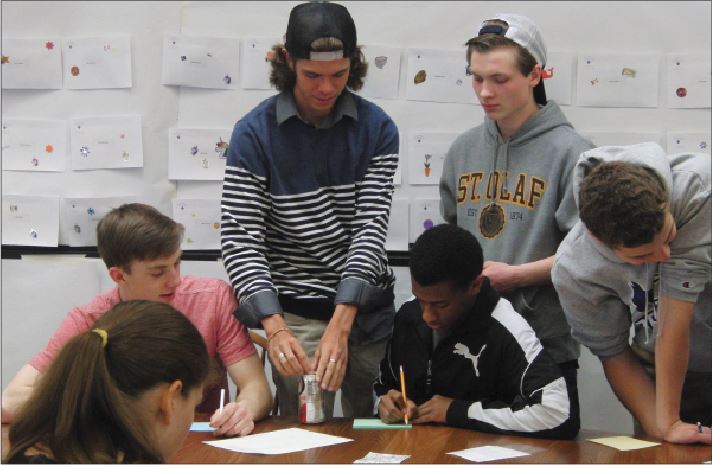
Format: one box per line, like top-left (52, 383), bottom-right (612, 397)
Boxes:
top-left (552, 142), bottom-right (711, 445)
top-left (440, 13), bottom-right (593, 421)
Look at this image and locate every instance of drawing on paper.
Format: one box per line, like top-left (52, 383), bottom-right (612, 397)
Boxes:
top-left (71, 65), bottom-right (80, 76)
top-left (676, 87), bottom-right (687, 97)
top-left (621, 67), bottom-right (636, 78)
top-left (414, 69), bottom-right (427, 84)
top-left (374, 56), bottom-right (387, 69)
top-left (424, 154), bottom-right (432, 177)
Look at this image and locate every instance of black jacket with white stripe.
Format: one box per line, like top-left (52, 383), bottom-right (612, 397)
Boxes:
top-left (374, 279), bottom-right (580, 439)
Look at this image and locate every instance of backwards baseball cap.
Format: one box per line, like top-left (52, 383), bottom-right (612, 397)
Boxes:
top-left (285, 1), bottom-right (357, 61)
top-left (477, 13), bottom-right (548, 105)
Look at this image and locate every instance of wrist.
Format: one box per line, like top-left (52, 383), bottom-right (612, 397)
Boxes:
top-left (263, 314), bottom-right (287, 338)
top-left (331, 304), bottom-right (357, 332)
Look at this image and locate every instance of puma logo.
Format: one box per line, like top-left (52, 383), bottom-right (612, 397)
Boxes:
top-left (453, 343), bottom-right (487, 377)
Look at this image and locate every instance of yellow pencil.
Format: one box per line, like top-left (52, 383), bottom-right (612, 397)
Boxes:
top-left (399, 364), bottom-right (408, 424)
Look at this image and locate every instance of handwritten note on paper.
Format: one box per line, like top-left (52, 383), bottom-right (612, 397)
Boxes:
top-left (2, 195), bottom-right (60, 247)
top-left (162, 34), bottom-right (239, 89)
top-left (241, 37), bottom-right (280, 90)
top-left (447, 446), bottom-right (529, 462)
top-left (70, 115), bottom-right (143, 170)
top-left (204, 427), bottom-right (352, 455)
top-left (407, 132), bottom-right (458, 185)
top-left (172, 198), bottom-right (221, 250)
top-left (588, 436), bottom-right (660, 451)
top-left (666, 53), bottom-right (711, 109)
top-left (353, 418), bottom-right (412, 430)
top-left (576, 53), bottom-right (659, 108)
top-left (1, 119), bottom-right (68, 172)
top-left (406, 49), bottom-right (473, 104)
top-left (168, 127), bottom-right (231, 180)
top-left (63, 36), bottom-right (132, 89)
top-left (359, 45), bottom-right (401, 100)
top-left (354, 452), bottom-right (410, 463)
top-left (1, 38), bottom-right (63, 89)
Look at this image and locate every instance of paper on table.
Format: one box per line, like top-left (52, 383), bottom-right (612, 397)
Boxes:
top-left (588, 436), bottom-right (660, 451)
top-left (190, 422), bottom-right (215, 432)
top-left (204, 427), bottom-right (352, 455)
top-left (448, 445), bottom-right (529, 462)
top-left (353, 418), bottom-right (412, 430)
top-left (354, 451), bottom-right (410, 463)
top-left (1, 38), bottom-right (63, 89)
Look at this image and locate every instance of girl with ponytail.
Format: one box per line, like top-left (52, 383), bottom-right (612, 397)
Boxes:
top-left (6, 300), bottom-right (209, 463)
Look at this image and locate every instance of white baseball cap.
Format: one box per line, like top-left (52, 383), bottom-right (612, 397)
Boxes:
top-left (478, 13), bottom-right (547, 67)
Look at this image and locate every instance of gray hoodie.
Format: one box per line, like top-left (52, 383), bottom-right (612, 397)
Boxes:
top-left (440, 101), bottom-right (594, 364)
top-left (552, 142), bottom-right (711, 372)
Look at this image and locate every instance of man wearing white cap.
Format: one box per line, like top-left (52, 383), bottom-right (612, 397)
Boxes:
top-left (221, 1), bottom-right (399, 419)
top-left (439, 13), bottom-right (593, 427)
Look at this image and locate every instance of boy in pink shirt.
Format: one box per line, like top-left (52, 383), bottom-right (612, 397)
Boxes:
top-left (2, 203), bottom-right (272, 437)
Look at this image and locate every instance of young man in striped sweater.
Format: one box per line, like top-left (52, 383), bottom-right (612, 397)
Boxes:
top-left (221, 2), bottom-right (399, 419)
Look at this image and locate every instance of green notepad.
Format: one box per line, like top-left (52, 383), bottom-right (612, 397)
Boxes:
top-left (353, 418), bottom-right (413, 429)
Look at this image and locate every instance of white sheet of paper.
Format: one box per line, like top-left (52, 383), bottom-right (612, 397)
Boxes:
top-left (576, 53), bottom-right (659, 107)
top-left (543, 51), bottom-right (574, 105)
top-left (2, 195), bottom-right (60, 247)
top-left (665, 53), bottom-right (711, 108)
top-left (63, 36), bottom-right (132, 89)
top-left (581, 131), bottom-right (662, 148)
top-left (1, 119), bottom-right (68, 172)
top-left (168, 127), bottom-right (231, 180)
top-left (204, 427), bottom-right (352, 455)
top-left (407, 132), bottom-right (458, 185)
top-left (162, 34), bottom-right (239, 89)
top-left (359, 45), bottom-right (401, 100)
top-left (354, 452), bottom-right (410, 463)
top-left (447, 446), bottom-right (529, 462)
top-left (241, 37), bottom-right (279, 90)
top-left (666, 132), bottom-right (711, 155)
top-left (409, 198), bottom-right (444, 242)
top-left (70, 115), bottom-right (143, 170)
top-left (386, 198), bottom-right (409, 251)
top-left (405, 49), bottom-right (473, 104)
top-left (59, 196), bottom-right (136, 246)
top-left (172, 198), bottom-right (221, 249)
top-left (1, 38), bottom-right (62, 89)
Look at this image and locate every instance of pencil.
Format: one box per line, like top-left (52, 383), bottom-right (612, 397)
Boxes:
top-left (219, 388), bottom-right (225, 414)
top-left (399, 364), bottom-right (408, 424)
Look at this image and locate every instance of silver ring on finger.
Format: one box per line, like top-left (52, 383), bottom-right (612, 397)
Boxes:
top-left (328, 357), bottom-right (336, 364)
top-left (278, 352), bottom-right (287, 363)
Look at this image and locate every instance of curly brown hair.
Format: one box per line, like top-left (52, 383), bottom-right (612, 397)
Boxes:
top-left (269, 39), bottom-right (368, 92)
top-left (578, 161), bottom-right (668, 248)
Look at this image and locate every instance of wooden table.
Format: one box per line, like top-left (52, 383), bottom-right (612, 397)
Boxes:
top-left (167, 417), bottom-right (711, 463)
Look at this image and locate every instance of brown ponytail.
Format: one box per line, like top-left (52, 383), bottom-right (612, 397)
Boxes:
top-left (7, 300), bottom-right (209, 463)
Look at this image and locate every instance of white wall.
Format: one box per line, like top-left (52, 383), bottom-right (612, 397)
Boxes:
top-left (2, 1), bottom-right (711, 433)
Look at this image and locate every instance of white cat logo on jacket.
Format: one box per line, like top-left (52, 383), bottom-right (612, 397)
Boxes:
top-left (453, 343), bottom-right (487, 377)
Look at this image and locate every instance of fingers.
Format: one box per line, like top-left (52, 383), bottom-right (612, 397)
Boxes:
top-left (405, 399), bottom-right (418, 422)
top-left (210, 402), bottom-right (255, 437)
top-left (270, 332), bottom-right (308, 377)
top-left (317, 350), bottom-right (346, 391)
top-left (378, 393), bottom-right (405, 423)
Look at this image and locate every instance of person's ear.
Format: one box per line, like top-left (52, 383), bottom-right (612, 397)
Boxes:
top-left (469, 275), bottom-right (484, 295)
top-left (108, 266), bottom-right (127, 285)
top-left (529, 63), bottom-right (542, 87)
top-left (284, 49), bottom-right (295, 71)
top-left (157, 380), bottom-right (183, 426)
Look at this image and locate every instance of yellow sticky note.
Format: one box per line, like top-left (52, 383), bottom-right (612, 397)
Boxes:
top-left (588, 436), bottom-right (660, 451)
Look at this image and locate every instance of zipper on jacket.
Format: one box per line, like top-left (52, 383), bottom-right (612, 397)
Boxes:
top-left (425, 359), bottom-right (432, 397)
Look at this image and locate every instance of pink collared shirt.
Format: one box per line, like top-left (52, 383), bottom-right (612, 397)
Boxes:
top-left (30, 275), bottom-right (256, 412)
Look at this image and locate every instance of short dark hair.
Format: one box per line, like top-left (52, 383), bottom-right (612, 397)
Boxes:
top-left (410, 224), bottom-right (484, 290)
top-left (7, 300), bottom-right (209, 463)
top-left (579, 161), bottom-right (668, 248)
top-left (96, 203), bottom-right (184, 271)
top-left (269, 41), bottom-right (368, 92)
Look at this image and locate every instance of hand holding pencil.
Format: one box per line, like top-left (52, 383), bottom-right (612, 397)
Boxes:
top-left (377, 365), bottom-right (417, 424)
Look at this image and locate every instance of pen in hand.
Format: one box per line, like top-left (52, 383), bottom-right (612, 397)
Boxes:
top-left (399, 365), bottom-right (409, 424)
top-left (219, 388), bottom-right (225, 415)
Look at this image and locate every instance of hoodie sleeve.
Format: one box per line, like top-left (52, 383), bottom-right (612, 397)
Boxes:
top-left (445, 302), bottom-right (578, 439)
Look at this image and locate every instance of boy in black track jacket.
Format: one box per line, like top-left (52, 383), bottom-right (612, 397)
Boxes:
top-left (374, 224), bottom-right (579, 439)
